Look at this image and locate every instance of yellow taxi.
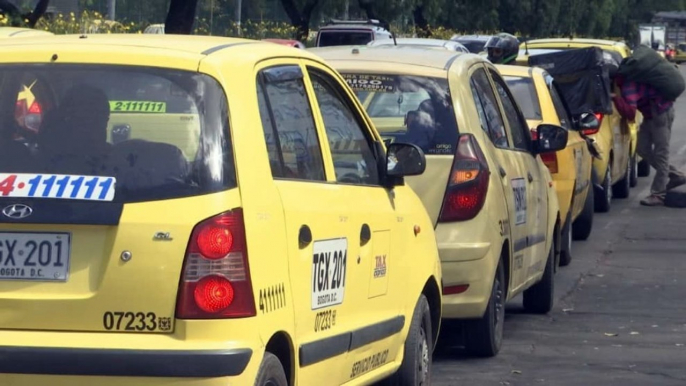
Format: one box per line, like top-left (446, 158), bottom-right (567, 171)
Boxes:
top-left (0, 27), bottom-right (53, 38)
top-left (311, 45), bottom-right (566, 357)
top-left (675, 42), bottom-right (686, 63)
top-left (0, 34), bottom-right (443, 385)
top-left (498, 65), bottom-right (595, 266)
top-left (519, 38), bottom-right (642, 212)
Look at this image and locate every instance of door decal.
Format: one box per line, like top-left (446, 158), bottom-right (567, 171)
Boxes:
top-left (311, 238), bottom-right (347, 310)
top-left (512, 178), bottom-right (527, 225)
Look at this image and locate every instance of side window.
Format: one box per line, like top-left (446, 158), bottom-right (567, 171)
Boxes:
top-left (490, 71), bottom-right (531, 152)
top-left (256, 67), bottom-right (326, 181)
top-left (308, 69), bottom-right (380, 185)
top-left (470, 68), bottom-right (509, 148)
top-left (548, 80), bottom-right (572, 131)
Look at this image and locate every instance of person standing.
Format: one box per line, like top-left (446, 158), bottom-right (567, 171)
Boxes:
top-left (613, 75), bottom-right (686, 206)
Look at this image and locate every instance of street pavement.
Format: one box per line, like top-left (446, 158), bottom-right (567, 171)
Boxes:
top-left (431, 66), bottom-right (686, 386)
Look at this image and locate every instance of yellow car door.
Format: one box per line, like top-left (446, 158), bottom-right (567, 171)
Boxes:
top-left (487, 69), bottom-right (549, 287)
top-left (255, 61), bottom-right (356, 383)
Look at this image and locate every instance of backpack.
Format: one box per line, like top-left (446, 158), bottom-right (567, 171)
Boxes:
top-left (617, 45), bottom-right (685, 101)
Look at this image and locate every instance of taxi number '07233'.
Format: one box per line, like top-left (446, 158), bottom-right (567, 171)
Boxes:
top-left (512, 178), bottom-right (527, 225)
top-left (311, 238), bottom-right (347, 310)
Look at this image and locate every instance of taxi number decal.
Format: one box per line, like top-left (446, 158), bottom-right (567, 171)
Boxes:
top-left (0, 173), bottom-right (115, 201)
top-left (311, 238), bottom-right (347, 310)
top-left (259, 283), bottom-right (286, 314)
top-left (110, 101), bottom-right (166, 113)
top-left (314, 309), bottom-right (336, 332)
top-left (102, 311), bottom-right (172, 332)
top-left (350, 349), bottom-right (389, 379)
top-left (512, 178), bottom-right (527, 225)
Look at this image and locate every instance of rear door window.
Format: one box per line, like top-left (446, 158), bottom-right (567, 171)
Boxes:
top-left (545, 75), bottom-right (573, 130)
top-left (0, 64), bottom-right (234, 203)
top-left (503, 76), bottom-right (542, 121)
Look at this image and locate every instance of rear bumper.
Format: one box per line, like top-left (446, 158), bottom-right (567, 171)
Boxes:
top-left (0, 346), bottom-right (252, 377)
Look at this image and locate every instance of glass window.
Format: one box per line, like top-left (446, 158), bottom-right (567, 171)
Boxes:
top-left (503, 76), bottom-right (542, 121)
top-left (0, 64), bottom-right (234, 203)
top-left (470, 68), bottom-right (508, 148)
top-left (545, 75), bottom-right (573, 131)
top-left (491, 71), bottom-right (531, 151)
top-left (318, 31), bottom-right (374, 47)
top-left (257, 71), bottom-right (325, 181)
top-left (309, 70), bottom-right (379, 185)
top-left (342, 72), bottom-right (459, 155)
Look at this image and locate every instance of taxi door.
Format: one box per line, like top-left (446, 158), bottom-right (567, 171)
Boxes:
top-left (302, 60), bottom-right (405, 382)
top-left (487, 69), bottom-right (549, 288)
top-left (469, 65), bottom-right (530, 292)
top-left (255, 61), bottom-right (357, 384)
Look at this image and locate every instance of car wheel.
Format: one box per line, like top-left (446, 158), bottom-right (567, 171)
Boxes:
top-left (523, 240), bottom-right (555, 314)
top-left (559, 211), bottom-right (573, 267)
top-left (464, 259), bottom-right (505, 357)
top-left (387, 294), bottom-right (432, 386)
top-left (638, 158), bottom-right (651, 177)
top-left (612, 156), bottom-right (631, 199)
top-left (594, 165), bottom-right (612, 213)
top-left (572, 185), bottom-right (594, 241)
top-left (629, 152), bottom-right (638, 187)
top-left (254, 352), bottom-right (288, 386)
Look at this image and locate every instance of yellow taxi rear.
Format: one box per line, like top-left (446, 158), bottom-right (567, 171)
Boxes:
top-left (313, 45), bottom-right (565, 358)
top-left (0, 35), bottom-right (442, 385)
top-left (519, 38), bottom-right (639, 212)
top-left (499, 65), bottom-right (595, 266)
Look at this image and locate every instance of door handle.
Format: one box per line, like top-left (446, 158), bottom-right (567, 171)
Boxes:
top-left (527, 172), bottom-right (534, 183)
top-left (298, 225), bottom-right (312, 248)
top-left (499, 166), bottom-right (507, 178)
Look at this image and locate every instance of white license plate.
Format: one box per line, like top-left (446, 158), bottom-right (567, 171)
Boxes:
top-left (0, 233), bottom-right (71, 281)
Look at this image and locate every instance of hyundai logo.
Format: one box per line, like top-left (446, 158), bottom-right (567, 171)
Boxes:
top-left (2, 204), bottom-right (33, 219)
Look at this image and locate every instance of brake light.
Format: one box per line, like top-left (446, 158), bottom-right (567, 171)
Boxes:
top-left (438, 134), bottom-right (490, 222)
top-left (176, 209), bottom-right (256, 319)
top-left (581, 113), bottom-right (603, 136)
top-left (540, 152), bottom-right (559, 174)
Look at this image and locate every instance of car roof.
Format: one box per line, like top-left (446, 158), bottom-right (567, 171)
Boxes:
top-left (452, 35), bottom-right (492, 42)
top-left (495, 64), bottom-right (536, 77)
top-left (0, 34), bottom-right (318, 60)
top-left (0, 27), bottom-right (53, 38)
top-left (368, 38), bottom-right (465, 49)
top-left (523, 38), bottom-right (627, 48)
top-left (309, 45), bottom-right (476, 71)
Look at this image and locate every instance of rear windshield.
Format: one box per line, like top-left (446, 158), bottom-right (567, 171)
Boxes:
top-left (0, 64), bottom-right (234, 203)
top-left (342, 73), bottom-right (458, 155)
top-left (318, 30), bottom-right (373, 47)
top-left (503, 76), bottom-right (542, 120)
top-left (458, 40), bottom-right (487, 53)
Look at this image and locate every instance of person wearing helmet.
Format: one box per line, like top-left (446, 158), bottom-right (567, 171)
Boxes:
top-left (485, 33), bottom-right (519, 64)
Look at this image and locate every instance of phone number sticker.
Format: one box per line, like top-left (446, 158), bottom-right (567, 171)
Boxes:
top-left (0, 173), bottom-right (115, 201)
top-left (110, 100), bottom-right (166, 113)
top-left (342, 73), bottom-right (396, 92)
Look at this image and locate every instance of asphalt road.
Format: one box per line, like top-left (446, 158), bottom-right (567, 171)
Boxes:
top-left (431, 66), bottom-right (686, 386)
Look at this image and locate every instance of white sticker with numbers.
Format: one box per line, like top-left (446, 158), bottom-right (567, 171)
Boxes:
top-left (311, 238), bottom-right (347, 310)
top-left (512, 178), bottom-right (527, 225)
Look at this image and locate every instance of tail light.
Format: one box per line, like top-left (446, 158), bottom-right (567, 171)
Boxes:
top-left (176, 209), bottom-right (256, 319)
top-left (580, 113), bottom-right (603, 136)
top-left (438, 134), bottom-right (490, 222)
top-left (540, 152), bottom-right (559, 174)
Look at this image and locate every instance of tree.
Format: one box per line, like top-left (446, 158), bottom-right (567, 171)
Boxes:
top-left (0, 0), bottom-right (50, 28)
top-left (165, 0), bottom-right (199, 34)
top-left (279, 0), bottom-right (320, 41)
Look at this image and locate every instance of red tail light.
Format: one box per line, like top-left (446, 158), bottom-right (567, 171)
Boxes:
top-left (176, 209), bottom-right (256, 319)
top-left (581, 113), bottom-right (603, 136)
top-left (438, 134), bottom-right (490, 222)
top-left (540, 152), bottom-right (559, 174)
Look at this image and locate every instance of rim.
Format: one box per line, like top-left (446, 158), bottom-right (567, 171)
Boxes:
top-left (605, 166), bottom-right (612, 202)
top-left (417, 323), bottom-right (430, 385)
top-left (493, 273), bottom-right (505, 347)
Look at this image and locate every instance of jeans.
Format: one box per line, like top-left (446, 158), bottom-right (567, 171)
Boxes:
top-left (637, 106), bottom-right (685, 196)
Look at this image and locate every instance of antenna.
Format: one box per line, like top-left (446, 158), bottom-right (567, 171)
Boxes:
top-left (525, 39), bottom-right (529, 55)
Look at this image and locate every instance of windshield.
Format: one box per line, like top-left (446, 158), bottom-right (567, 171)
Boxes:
top-left (503, 76), bottom-right (542, 120)
top-left (318, 31), bottom-right (373, 47)
top-left (0, 64), bottom-right (234, 204)
top-left (341, 73), bottom-right (458, 155)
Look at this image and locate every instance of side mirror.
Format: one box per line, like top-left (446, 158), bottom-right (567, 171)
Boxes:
top-left (386, 143), bottom-right (426, 185)
top-left (575, 111), bottom-right (600, 130)
top-left (534, 123), bottom-right (568, 154)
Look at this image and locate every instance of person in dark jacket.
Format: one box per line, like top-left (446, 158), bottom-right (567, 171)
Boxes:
top-left (613, 75), bottom-right (686, 206)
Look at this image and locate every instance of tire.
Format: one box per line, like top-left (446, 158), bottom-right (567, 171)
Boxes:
top-left (638, 158), bottom-right (651, 177)
top-left (594, 164), bottom-right (612, 213)
top-left (559, 211), bottom-right (573, 267)
top-left (612, 156), bottom-right (631, 199)
top-left (523, 241), bottom-right (555, 314)
top-left (572, 185), bottom-right (594, 241)
top-left (629, 152), bottom-right (638, 187)
top-left (254, 352), bottom-right (288, 386)
top-left (464, 259), bottom-right (505, 357)
top-left (387, 294), bottom-right (432, 386)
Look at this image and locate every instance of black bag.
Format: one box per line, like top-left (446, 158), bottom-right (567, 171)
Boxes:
top-left (528, 47), bottom-right (615, 116)
top-left (617, 45), bottom-right (685, 101)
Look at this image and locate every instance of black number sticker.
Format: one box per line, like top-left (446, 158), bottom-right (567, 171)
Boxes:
top-left (102, 311), bottom-right (163, 332)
